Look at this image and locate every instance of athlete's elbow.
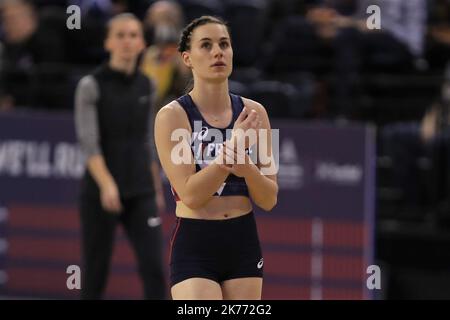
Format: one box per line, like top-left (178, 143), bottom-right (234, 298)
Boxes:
top-left (259, 195), bottom-right (278, 212)
top-left (180, 194), bottom-right (204, 210)
top-left (262, 185), bottom-right (278, 211)
top-left (267, 196), bottom-right (278, 211)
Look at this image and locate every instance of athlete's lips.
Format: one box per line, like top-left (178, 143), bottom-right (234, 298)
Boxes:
top-left (211, 61), bottom-right (226, 67)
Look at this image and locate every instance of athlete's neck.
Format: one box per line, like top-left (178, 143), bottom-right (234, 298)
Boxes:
top-left (109, 57), bottom-right (137, 75)
top-left (190, 81), bottom-right (230, 114)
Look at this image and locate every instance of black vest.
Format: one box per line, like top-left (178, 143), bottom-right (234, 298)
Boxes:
top-left (82, 64), bottom-right (155, 198)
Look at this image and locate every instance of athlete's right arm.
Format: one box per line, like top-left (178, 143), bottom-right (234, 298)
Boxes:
top-left (154, 102), bottom-right (230, 209)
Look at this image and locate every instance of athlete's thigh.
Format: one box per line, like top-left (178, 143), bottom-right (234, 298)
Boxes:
top-left (221, 277), bottom-right (262, 300)
top-left (171, 277), bottom-right (223, 300)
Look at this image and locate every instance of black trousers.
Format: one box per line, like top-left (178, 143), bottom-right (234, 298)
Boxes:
top-left (79, 192), bottom-right (166, 299)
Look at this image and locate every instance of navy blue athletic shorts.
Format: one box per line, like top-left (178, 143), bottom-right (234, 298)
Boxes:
top-left (169, 212), bottom-right (264, 287)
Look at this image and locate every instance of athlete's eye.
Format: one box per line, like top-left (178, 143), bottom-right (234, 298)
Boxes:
top-left (201, 42), bottom-right (211, 49)
top-left (220, 41), bottom-right (229, 49)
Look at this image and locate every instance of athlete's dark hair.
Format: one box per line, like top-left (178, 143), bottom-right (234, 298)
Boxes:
top-left (178, 15), bottom-right (231, 53)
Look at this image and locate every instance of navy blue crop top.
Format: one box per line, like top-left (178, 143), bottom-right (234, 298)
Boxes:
top-left (171, 93), bottom-right (251, 201)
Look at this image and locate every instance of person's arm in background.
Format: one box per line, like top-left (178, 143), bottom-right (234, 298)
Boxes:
top-left (421, 102), bottom-right (440, 143)
top-left (344, 0), bottom-right (426, 58)
top-left (75, 75), bottom-right (122, 213)
top-left (0, 42), bottom-right (14, 111)
top-left (148, 79), bottom-right (166, 214)
top-left (306, 0), bottom-right (364, 39)
top-left (383, 0), bottom-right (426, 58)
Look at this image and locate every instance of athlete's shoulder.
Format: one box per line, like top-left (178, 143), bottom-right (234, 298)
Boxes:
top-left (240, 97), bottom-right (268, 117)
top-left (156, 99), bottom-right (188, 126)
top-left (158, 99), bottom-right (184, 114)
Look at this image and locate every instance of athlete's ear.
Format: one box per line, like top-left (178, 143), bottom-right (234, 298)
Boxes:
top-left (181, 52), bottom-right (192, 68)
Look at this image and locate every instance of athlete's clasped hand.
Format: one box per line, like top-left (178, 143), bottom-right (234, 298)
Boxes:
top-left (214, 106), bottom-right (263, 177)
top-left (232, 106), bottom-right (262, 145)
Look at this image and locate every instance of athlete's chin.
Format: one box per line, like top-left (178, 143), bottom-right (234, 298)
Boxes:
top-left (206, 72), bottom-right (231, 83)
top-left (206, 76), bottom-right (229, 84)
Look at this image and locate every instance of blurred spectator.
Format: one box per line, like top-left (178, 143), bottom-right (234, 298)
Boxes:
top-left (0, 0), bottom-right (64, 111)
top-left (140, 0), bottom-right (190, 111)
top-left (307, 0), bottom-right (427, 118)
top-left (427, 0), bottom-right (450, 70)
top-left (74, 13), bottom-right (166, 299)
top-left (380, 63), bottom-right (450, 210)
top-left (306, 0), bottom-right (356, 40)
top-left (142, 0), bottom-right (182, 46)
top-left (307, 0), bottom-right (426, 57)
top-left (69, 0), bottom-right (127, 22)
top-left (421, 65), bottom-right (450, 143)
top-left (65, 1), bottom-right (154, 66)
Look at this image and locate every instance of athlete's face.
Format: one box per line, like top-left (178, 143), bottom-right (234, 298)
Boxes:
top-left (182, 23), bottom-right (233, 83)
top-left (105, 19), bottom-right (145, 62)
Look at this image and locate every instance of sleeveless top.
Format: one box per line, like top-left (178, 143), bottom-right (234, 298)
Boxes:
top-left (171, 93), bottom-right (251, 201)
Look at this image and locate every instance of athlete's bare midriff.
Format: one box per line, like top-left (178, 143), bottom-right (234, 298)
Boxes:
top-left (175, 195), bottom-right (253, 220)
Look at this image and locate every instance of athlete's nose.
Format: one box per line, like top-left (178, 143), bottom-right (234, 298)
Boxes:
top-left (212, 43), bottom-right (224, 58)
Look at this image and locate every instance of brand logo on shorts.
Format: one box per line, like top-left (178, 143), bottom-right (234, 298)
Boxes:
top-left (257, 258), bottom-right (264, 269)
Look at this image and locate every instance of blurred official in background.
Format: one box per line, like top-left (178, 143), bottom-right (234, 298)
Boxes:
top-left (74, 13), bottom-right (166, 300)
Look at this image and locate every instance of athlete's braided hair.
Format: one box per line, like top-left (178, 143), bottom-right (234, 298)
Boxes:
top-left (178, 16), bottom-right (230, 53)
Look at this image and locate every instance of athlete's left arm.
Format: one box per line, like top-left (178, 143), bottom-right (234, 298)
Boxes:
top-left (242, 99), bottom-right (278, 211)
